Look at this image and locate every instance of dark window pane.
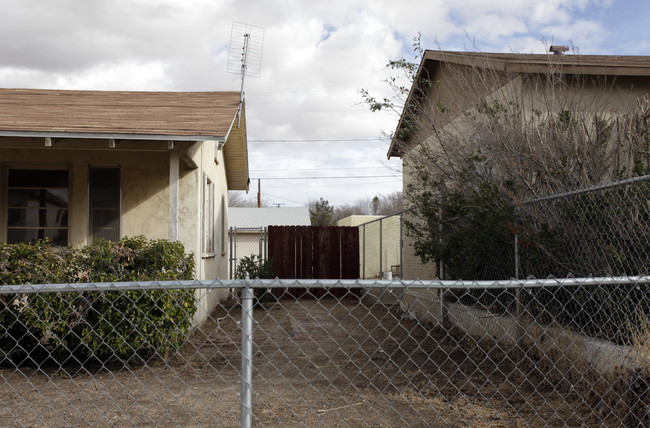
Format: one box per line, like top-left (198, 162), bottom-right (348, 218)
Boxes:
top-left (8, 189), bottom-right (68, 208)
top-left (45, 229), bottom-right (68, 245)
top-left (6, 228), bottom-right (66, 245)
top-left (92, 228), bottom-right (118, 242)
top-left (89, 167), bottom-right (120, 242)
top-left (8, 169), bottom-right (68, 188)
top-left (8, 208), bottom-right (68, 228)
top-left (6, 169), bottom-right (69, 245)
top-left (7, 228), bottom-right (38, 244)
top-left (91, 209), bottom-right (119, 230)
top-left (89, 169), bottom-right (120, 207)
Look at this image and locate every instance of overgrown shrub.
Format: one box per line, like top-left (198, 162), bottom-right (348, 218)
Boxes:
top-left (406, 177), bottom-right (650, 345)
top-left (0, 237), bottom-right (196, 366)
top-left (235, 255), bottom-right (275, 304)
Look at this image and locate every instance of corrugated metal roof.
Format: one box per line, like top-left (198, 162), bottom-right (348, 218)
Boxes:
top-left (229, 207), bottom-right (311, 228)
top-left (0, 88), bottom-right (240, 139)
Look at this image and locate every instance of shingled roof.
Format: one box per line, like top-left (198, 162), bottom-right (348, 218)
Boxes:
top-left (0, 88), bottom-right (241, 140)
top-left (420, 50), bottom-right (650, 76)
top-left (387, 50), bottom-right (650, 158)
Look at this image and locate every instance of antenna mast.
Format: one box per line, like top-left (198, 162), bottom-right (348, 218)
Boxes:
top-left (227, 22), bottom-right (264, 128)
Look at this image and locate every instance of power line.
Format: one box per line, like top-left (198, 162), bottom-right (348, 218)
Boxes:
top-left (262, 192), bottom-right (305, 205)
top-left (251, 166), bottom-right (401, 172)
top-left (252, 175), bottom-right (401, 180)
top-left (268, 180), bottom-right (400, 189)
top-left (249, 138), bottom-right (385, 142)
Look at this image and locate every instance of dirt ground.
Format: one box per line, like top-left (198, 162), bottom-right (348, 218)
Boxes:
top-left (0, 295), bottom-right (621, 427)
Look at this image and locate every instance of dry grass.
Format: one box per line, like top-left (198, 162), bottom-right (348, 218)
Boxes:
top-left (629, 311), bottom-right (650, 366)
top-left (622, 310), bottom-right (650, 426)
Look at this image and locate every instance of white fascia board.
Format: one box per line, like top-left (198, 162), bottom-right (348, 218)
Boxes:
top-left (0, 130), bottom-right (226, 142)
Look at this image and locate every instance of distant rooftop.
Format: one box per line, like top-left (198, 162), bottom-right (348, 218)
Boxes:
top-left (229, 207), bottom-right (311, 228)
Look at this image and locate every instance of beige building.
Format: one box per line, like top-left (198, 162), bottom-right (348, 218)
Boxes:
top-left (387, 50), bottom-right (650, 322)
top-left (0, 88), bottom-right (250, 325)
top-left (338, 215), bottom-right (401, 279)
top-left (389, 50), bottom-right (650, 280)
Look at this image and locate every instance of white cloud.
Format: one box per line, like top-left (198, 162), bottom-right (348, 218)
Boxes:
top-left (56, 61), bottom-right (170, 91)
top-left (0, 0), bottom-right (635, 206)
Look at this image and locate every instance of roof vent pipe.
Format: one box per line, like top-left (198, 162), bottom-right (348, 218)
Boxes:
top-left (550, 45), bottom-right (569, 55)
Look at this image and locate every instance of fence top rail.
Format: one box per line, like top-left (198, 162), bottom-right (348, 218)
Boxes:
top-left (356, 207), bottom-right (413, 227)
top-left (1, 275), bottom-right (648, 294)
top-left (229, 227), bottom-right (267, 232)
top-left (522, 173), bottom-right (650, 205)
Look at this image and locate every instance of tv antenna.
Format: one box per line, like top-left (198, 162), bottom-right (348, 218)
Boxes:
top-left (227, 22), bottom-right (264, 127)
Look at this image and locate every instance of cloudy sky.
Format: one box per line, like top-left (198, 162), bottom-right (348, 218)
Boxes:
top-left (1, 0), bottom-right (647, 208)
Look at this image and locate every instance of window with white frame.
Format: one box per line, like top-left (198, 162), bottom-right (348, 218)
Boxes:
top-left (202, 173), bottom-right (215, 256)
top-left (6, 168), bottom-right (69, 245)
top-left (88, 167), bottom-right (121, 243)
top-left (220, 194), bottom-right (226, 256)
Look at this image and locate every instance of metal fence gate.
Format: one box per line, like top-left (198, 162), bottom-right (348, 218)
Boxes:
top-left (229, 226), bottom-right (268, 279)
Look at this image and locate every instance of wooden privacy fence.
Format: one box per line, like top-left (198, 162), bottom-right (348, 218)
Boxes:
top-left (268, 226), bottom-right (360, 298)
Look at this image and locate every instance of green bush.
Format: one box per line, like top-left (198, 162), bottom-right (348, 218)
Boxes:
top-left (0, 237), bottom-right (196, 366)
top-left (406, 181), bottom-right (518, 281)
top-left (235, 255), bottom-right (275, 304)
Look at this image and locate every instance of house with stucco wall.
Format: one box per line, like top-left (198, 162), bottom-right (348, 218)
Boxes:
top-left (0, 88), bottom-right (250, 324)
top-left (388, 50), bottom-right (650, 282)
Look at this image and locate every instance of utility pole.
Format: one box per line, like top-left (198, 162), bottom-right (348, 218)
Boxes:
top-left (257, 179), bottom-right (261, 208)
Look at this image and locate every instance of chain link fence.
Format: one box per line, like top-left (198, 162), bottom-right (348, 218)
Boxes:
top-left (358, 213), bottom-right (405, 279)
top-left (1, 277), bottom-right (649, 427)
top-left (229, 227), bottom-right (268, 279)
top-left (2, 176), bottom-right (649, 426)
top-left (518, 175), bottom-right (650, 278)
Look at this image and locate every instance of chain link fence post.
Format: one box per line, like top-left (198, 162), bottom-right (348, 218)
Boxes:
top-left (438, 187), bottom-right (449, 329)
top-left (514, 228), bottom-right (524, 352)
top-left (379, 218), bottom-right (383, 277)
top-left (362, 224), bottom-right (366, 279)
top-left (241, 272), bottom-right (254, 428)
top-left (229, 226), bottom-right (234, 279)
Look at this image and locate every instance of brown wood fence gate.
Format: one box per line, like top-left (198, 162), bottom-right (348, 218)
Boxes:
top-left (267, 226), bottom-right (360, 299)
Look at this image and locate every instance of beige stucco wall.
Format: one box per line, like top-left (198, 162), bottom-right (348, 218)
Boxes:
top-left (398, 68), bottom-right (650, 284)
top-left (0, 139), bottom-right (233, 327)
top-left (337, 215), bottom-right (379, 227)
top-left (177, 141), bottom-right (230, 326)
top-left (400, 146), bottom-right (438, 281)
top-left (0, 147), bottom-right (170, 246)
top-left (338, 215), bottom-right (404, 279)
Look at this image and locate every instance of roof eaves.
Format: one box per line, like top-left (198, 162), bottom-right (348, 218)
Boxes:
top-left (423, 50), bottom-right (650, 75)
top-left (0, 130), bottom-right (226, 142)
top-left (387, 53), bottom-right (434, 159)
top-left (388, 50), bottom-right (650, 159)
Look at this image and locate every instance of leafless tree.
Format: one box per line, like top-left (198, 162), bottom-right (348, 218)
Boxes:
top-left (228, 191), bottom-right (269, 207)
top-left (333, 192), bottom-right (404, 220)
top-left (371, 40), bottom-right (650, 202)
top-left (363, 37), bottom-right (650, 275)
